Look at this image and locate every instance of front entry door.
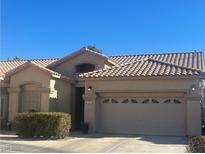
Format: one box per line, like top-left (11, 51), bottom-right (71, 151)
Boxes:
top-left (75, 87), bottom-right (85, 129)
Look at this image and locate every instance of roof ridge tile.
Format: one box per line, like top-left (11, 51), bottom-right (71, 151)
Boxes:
top-left (0, 58), bottom-right (59, 62)
top-left (108, 50), bottom-right (203, 58)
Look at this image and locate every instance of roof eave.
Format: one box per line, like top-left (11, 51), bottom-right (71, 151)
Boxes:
top-left (78, 74), bottom-right (205, 81)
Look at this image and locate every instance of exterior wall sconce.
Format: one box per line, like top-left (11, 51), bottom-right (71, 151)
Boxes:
top-left (87, 86), bottom-right (92, 92)
top-left (191, 85), bottom-right (196, 92)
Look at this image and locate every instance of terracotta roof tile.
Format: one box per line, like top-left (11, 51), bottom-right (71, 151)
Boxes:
top-left (0, 58), bottom-right (58, 74)
top-left (79, 58), bottom-right (205, 78)
top-left (109, 52), bottom-right (204, 71)
top-left (0, 51), bottom-right (204, 79)
top-left (5, 61), bottom-right (61, 77)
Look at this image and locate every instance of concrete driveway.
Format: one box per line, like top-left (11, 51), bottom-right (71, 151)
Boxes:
top-left (0, 131), bottom-right (188, 153)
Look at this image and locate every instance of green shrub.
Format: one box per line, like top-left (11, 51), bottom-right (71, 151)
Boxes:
top-left (188, 136), bottom-right (205, 152)
top-left (14, 112), bottom-right (71, 139)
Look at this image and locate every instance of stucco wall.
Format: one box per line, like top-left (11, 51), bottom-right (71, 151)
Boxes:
top-left (10, 67), bottom-right (50, 88)
top-left (85, 78), bottom-right (202, 93)
top-left (49, 78), bottom-right (72, 113)
top-left (52, 52), bottom-right (110, 78)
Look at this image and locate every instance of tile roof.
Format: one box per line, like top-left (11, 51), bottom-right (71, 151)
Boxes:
top-left (0, 58), bottom-right (58, 74)
top-left (79, 58), bottom-right (205, 78)
top-left (5, 61), bottom-right (61, 77)
top-left (0, 51), bottom-right (204, 79)
top-left (109, 52), bottom-right (205, 71)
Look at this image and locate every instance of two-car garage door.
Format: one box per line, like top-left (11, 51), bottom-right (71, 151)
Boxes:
top-left (97, 93), bottom-right (186, 136)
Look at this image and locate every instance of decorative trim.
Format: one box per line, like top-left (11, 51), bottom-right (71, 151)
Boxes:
top-left (131, 99), bottom-right (138, 103)
top-left (173, 99), bottom-right (182, 104)
top-left (121, 99), bottom-right (129, 103)
top-left (100, 97), bottom-right (186, 105)
top-left (152, 99), bottom-right (159, 104)
top-left (142, 99), bottom-right (149, 104)
top-left (111, 99), bottom-right (118, 103)
top-left (164, 99), bottom-right (171, 104)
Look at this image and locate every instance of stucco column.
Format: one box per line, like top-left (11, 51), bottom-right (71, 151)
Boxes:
top-left (83, 93), bottom-right (97, 133)
top-left (7, 87), bottom-right (21, 122)
top-left (40, 88), bottom-right (50, 112)
top-left (185, 93), bottom-right (202, 136)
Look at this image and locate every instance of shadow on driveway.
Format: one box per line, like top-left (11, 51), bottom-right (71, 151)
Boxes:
top-left (0, 130), bottom-right (65, 141)
top-left (137, 135), bottom-right (188, 145)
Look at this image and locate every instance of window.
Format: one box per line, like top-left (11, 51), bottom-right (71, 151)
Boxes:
top-left (76, 63), bottom-right (95, 73)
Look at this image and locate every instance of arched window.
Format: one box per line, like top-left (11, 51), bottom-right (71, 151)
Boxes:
top-left (20, 83), bottom-right (41, 112)
top-left (76, 63), bottom-right (95, 73)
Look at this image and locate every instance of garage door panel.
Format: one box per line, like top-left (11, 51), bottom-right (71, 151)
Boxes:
top-left (98, 95), bottom-right (186, 136)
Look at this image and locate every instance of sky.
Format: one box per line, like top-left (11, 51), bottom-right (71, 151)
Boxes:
top-left (1, 0), bottom-right (205, 60)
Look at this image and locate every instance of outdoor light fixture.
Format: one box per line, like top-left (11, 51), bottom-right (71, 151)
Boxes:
top-left (191, 85), bottom-right (196, 92)
top-left (87, 86), bottom-right (92, 92)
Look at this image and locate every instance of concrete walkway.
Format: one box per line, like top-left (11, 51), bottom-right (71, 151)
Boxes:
top-left (0, 131), bottom-right (188, 153)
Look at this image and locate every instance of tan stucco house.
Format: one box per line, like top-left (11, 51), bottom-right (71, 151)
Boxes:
top-left (0, 47), bottom-right (204, 137)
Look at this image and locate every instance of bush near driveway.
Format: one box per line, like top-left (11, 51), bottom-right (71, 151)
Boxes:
top-left (188, 136), bottom-right (205, 152)
top-left (14, 112), bottom-right (71, 139)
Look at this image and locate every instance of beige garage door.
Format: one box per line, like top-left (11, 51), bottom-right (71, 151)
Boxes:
top-left (97, 93), bottom-right (186, 136)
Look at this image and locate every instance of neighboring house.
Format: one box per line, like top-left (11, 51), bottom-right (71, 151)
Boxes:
top-left (0, 47), bottom-right (204, 137)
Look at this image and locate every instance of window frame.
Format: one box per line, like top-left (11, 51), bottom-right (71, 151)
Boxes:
top-left (75, 63), bottom-right (96, 73)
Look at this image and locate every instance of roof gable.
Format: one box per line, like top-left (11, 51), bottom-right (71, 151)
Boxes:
top-left (47, 47), bottom-right (118, 68)
top-left (5, 61), bottom-right (60, 77)
top-left (0, 58), bottom-right (58, 75)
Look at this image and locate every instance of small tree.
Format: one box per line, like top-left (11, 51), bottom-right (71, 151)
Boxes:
top-left (7, 56), bottom-right (24, 61)
top-left (13, 56), bottom-right (24, 61)
top-left (87, 45), bottom-right (102, 53)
